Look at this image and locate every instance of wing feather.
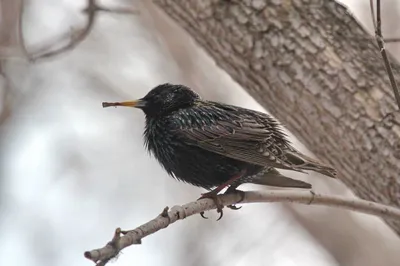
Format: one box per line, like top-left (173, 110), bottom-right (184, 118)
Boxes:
top-left (173, 103), bottom-right (304, 172)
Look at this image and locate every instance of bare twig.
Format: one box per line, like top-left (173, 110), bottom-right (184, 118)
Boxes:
top-left (369, 0), bottom-right (377, 30)
top-left (95, 6), bottom-right (139, 14)
top-left (384, 37), bottom-right (400, 43)
top-left (29, 0), bottom-right (139, 61)
top-left (370, 0), bottom-right (400, 110)
top-left (0, 64), bottom-right (12, 126)
top-left (84, 190), bottom-right (400, 266)
top-left (17, 0), bottom-right (29, 59)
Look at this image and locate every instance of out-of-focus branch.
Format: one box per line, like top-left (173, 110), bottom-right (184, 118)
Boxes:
top-left (84, 190), bottom-right (400, 266)
top-left (0, 0), bottom-right (27, 58)
top-left (370, 0), bottom-right (400, 110)
top-left (0, 0), bottom-right (26, 125)
top-left (0, 67), bottom-right (12, 126)
top-left (29, 0), bottom-right (139, 61)
top-left (385, 37), bottom-right (400, 43)
top-left (369, 0), bottom-right (377, 30)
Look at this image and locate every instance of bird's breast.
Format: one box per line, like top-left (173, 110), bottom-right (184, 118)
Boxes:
top-left (144, 118), bottom-right (181, 173)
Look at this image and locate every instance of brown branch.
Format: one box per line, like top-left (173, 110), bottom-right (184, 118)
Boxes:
top-left (0, 0), bottom-right (25, 125)
top-left (369, 0), bottom-right (377, 30)
top-left (28, 0), bottom-right (139, 61)
top-left (384, 37), bottom-right (400, 43)
top-left (370, 0), bottom-right (400, 110)
top-left (84, 190), bottom-right (400, 266)
top-left (0, 0), bottom-right (27, 58)
top-left (17, 0), bottom-right (28, 59)
top-left (0, 66), bottom-right (12, 126)
top-left (95, 6), bottom-right (140, 15)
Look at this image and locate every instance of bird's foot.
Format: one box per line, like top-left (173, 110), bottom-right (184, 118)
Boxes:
top-left (224, 188), bottom-right (245, 210)
top-left (197, 191), bottom-right (224, 221)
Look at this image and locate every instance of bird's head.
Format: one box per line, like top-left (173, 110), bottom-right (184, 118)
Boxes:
top-left (103, 83), bottom-right (200, 117)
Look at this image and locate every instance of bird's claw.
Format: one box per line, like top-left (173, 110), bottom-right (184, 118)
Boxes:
top-left (227, 205), bottom-right (242, 210)
top-left (216, 207), bottom-right (223, 221)
top-left (224, 188), bottom-right (245, 210)
top-left (200, 211), bottom-right (208, 219)
top-left (197, 191), bottom-right (224, 221)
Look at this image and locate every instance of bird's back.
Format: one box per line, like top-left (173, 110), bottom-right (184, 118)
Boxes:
top-left (143, 102), bottom-right (265, 189)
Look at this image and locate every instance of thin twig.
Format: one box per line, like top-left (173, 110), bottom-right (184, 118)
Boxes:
top-left (84, 190), bottom-right (400, 266)
top-left (370, 0), bottom-right (400, 110)
top-left (369, 0), bottom-right (377, 30)
top-left (96, 6), bottom-right (140, 14)
top-left (29, 0), bottom-right (139, 61)
top-left (384, 37), bottom-right (400, 43)
top-left (0, 63), bottom-right (12, 126)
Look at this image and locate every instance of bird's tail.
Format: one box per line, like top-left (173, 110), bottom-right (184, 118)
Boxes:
top-left (285, 151), bottom-right (337, 178)
top-left (250, 168), bottom-right (312, 189)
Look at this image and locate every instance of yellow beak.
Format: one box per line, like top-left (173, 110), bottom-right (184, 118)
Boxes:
top-left (102, 99), bottom-right (146, 108)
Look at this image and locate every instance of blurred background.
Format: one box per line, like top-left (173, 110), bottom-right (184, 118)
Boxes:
top-left (1, 0), bottom-right (400, 265)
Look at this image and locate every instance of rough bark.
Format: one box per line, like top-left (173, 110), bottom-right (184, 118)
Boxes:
top-left (152, 0), bottom-right (400, 235)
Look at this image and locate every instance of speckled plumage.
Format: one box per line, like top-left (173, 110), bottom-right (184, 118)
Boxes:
top-left (107, 83), bottom-right (337, 192)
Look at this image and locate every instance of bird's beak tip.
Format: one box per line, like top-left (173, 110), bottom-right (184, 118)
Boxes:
top-left (102, 102), bottom-right (115, 108)
top-left (102, 100), bottom-right (145, 109)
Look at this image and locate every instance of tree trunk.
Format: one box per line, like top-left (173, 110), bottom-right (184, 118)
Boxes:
top-left (152, 0), bottom-right (400, 235)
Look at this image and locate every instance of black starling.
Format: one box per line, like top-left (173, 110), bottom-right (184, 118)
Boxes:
top-left (103, 83), bottom-right (337, 219)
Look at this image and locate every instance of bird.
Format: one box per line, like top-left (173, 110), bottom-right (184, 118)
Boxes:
top-left (102, 83), bottom-right (337, 219)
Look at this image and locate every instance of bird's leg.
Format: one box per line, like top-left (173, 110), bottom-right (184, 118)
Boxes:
top-left (198, 170), bottom-right (246, 220)
top-left (224, 185), bottom-right (245, 210)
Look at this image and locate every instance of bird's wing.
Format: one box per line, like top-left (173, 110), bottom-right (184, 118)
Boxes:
top-left (175, 115), bottom-right (304, 172)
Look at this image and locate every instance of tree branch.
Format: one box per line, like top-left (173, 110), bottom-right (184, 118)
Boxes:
top-left (28, 0), bottom-right (139, 61)
top-left (370, 0), bottom-right (400, 110)
top-left (384, 37), bottom-right (400, 43)
top-left (84, 190), bottom-right (400, 266)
